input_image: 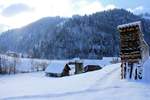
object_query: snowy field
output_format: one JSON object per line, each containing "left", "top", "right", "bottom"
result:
{"left": 0, "top": 54, "right": 116, "bottom": 73}
{"left": 0, "top": 59, "right": 150, "bottom": 100}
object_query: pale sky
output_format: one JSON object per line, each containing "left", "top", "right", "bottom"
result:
{"left": 0, "top": 0, "right": 148, "bottom": 31}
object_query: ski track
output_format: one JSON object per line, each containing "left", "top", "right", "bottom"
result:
{"left": 2, "top": 65, "right": 120, "bottom": 100}
{"left": 88, "top": 66, "right": 120, "bottom": 89}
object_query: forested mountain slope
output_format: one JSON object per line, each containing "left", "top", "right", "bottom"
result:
{"left": 0, "top": 9, "right": 150, "bottom": 59}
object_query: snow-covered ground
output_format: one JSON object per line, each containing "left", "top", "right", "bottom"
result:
{"left": 0, "top": 59, "right": 150, "bottom": 100}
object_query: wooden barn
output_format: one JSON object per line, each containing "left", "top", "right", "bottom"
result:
{"left": 45, "top": 59, "right": 84, "bottom": 77}
{"left": 45, "top": 61, "right": 71, "bottom": 77}
{"left": 118, "top": 21, "right": 149, "bottom": 80}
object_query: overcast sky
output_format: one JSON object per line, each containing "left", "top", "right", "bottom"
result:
{"left": 0, "top": 0, "right": 149, "bottom": 30}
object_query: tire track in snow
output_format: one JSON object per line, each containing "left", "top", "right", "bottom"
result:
{"left": 87, "top": 65, "right": 120, "bottom": 90}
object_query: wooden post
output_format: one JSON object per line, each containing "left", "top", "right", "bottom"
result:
{"left": 75, "top": 61, "right": 83, "bottom": 74}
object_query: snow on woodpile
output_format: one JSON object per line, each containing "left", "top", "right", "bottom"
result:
{"left": 117, "top": 21, "right": 142, "bottom": 30}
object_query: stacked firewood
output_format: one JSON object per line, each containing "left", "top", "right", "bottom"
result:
{"left": 118, "top": 21, "right": 149, "bottom": 80}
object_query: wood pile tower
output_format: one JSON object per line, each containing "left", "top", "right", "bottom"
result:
{"left": 118, "top": 21, "right": 149, "bottom": 80}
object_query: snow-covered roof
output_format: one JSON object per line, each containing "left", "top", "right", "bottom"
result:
{"left": 117, "top": 21, "right": 141, "bottom": 29}
{"left": 45, "top": 61, "right": 68, "bottom": 73}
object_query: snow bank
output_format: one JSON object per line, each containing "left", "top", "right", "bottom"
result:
{"left": 143, "top": 58, "right": 150, "bottom": 83}
{"left": 83, "top": 57, "right": 119, "bottom": 67}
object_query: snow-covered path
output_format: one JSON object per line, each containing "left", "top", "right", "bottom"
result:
{"left": 1, "top": 63, "right": 150, "bottom": 100}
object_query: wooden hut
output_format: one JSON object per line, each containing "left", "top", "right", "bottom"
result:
{"left": 45, "top": 59, "right": 84, "bottom": 77}
{"left": 118, "top": 21, "right": 149, "bottom": 80}
{"left": 45, "top": 62, "right": 70, "bottom": 77}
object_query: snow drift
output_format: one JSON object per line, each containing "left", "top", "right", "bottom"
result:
{"left": 143, "top": 58, "right": 150, "bottom": 83}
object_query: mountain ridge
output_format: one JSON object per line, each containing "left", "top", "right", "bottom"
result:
{"left": 0, "top": 9, "right": 150, "bottom": 59}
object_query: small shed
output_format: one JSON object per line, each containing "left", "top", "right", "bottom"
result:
{"left": 45, "top": 62, "right": 71, "bottom": 77}
{"left": 84, "top": 65, "right": 102, "bottom": 72}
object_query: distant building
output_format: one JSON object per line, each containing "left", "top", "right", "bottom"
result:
{"left": 6, "top": 51, "right": 19, "bottom": 57}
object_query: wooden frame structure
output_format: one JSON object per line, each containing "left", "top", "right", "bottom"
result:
{"left": 118, "top": 21, "right": 149, "bottom": 80}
